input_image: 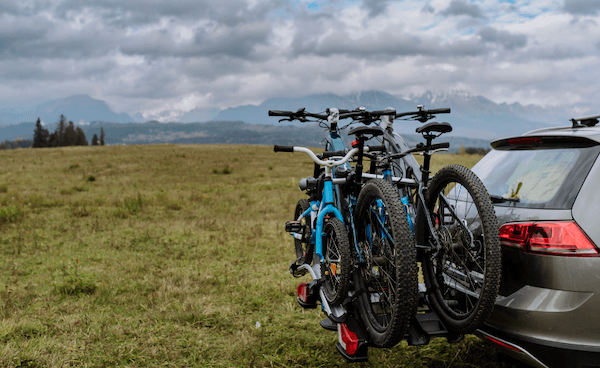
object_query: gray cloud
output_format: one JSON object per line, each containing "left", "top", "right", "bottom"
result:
{"left": 0, "top": 14, "right": 118, "bottom": 59}
{"left": 478, "top": 26, "right": 527, "bottom": 50}
{"left": 563, "top": 0, "right": 600, "bottom": 15}
{"left": 290, "top": 26, "right": 489, "bottom": 59}
{"left": 421, "top": 3, "right": 435, "bottom": 14}
{"left": 118, "top": 21, "right": 272, "bottom": 60}
{"left": 362, "top": 0, "right": 394, "bottom": 17}
{"left": 0, "top": 0, "right": 597, "bottom": 119}
{"left": 441, "top": 0, "right": 486, "bottom": 18}
{"left": 528, "top": 45, "right": 584, "bottom": 60}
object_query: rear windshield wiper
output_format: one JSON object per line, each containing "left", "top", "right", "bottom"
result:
{"left": 490, "top": 195, "right": 520, "bottom": 204}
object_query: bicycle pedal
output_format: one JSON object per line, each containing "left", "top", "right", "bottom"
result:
{"left": 285, "top": 220, "right": 302, "bottom": 233}
{"left": 289, "top": 262, "right": 308, "bottom": 277}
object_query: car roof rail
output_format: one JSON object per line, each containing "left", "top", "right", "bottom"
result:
{"left": 571, "top": 114, "right": 600, "bottom": 128}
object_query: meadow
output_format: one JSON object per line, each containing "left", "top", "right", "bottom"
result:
{"left": 0, "top": 144, "right": 525, "bottom": 367}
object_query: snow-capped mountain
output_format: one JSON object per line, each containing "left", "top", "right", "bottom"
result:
{"left": 213, "top": 90, "right": 578, "bottom": 139}
{"left": 0, "top": 90, "right": 588, "bottom": 141}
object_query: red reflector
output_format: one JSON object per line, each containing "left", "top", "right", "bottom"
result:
{"left": 297, "top": 282, "right": 308, "bottom": 303}
{"left": 485, "top": 336, "right": 522, "bottom": 352}
{"left": 338, "top": 323, "right": 358, "bottom": 355}
{"left": 507, "top": 137, "right": 543, "bottom": 145}
{"left": 351, "top": 140, "right": 359, "bottom": 148}
{"left": 499, "top": 221, "right": 599, "bottom": 256}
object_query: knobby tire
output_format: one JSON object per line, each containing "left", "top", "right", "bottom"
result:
{"left": 421, "top": 165, "right": 501, "bottom": 334}
{"left": 354, "top": 179, "right": 418, "bottom": 348}
{"left": 321, "top": 217, "right": 351, "bottom": 306}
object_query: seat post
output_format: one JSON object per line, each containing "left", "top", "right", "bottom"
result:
{"left": 421, "top": 134, "right": 435, "bottom": 187}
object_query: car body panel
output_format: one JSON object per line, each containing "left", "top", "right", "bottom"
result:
{"left": 572, "top": 150, "right": 600, "bottom": 246}
{"left": 471, "top": 124, "right": 600, "bottom": 368}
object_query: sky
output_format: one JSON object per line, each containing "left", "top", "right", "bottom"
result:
{"left": 1, "top": 0, "right": 599, "bottom": 121}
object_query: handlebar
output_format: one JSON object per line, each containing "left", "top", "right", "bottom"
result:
{"left": 395, "top": 107, "right": 451, "bottom": 122}
{"left": 339, "top": 109, "right": 396, "bottom": 122}
{"left": 319, "top": 145, "right": 385, "bottom": 159}
{"left": 268, "top": 109, "right": 328, "bottom": 121}
{"left": 269, "top": 108, "right": 397, "bottom": 123}
{"left": 274, "top": 145, "right": 359, "bottom": 168}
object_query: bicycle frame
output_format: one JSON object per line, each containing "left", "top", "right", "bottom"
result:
{"left": 288, "top": 146, "right": 356, "bottom": 260}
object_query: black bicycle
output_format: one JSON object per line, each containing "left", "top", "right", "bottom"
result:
{"left": 368, "top": 106, "right": 502, "bottom": 334}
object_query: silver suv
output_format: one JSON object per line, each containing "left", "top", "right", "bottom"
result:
{"left": 470, "top": 115, "right": 600, "bottom": 368}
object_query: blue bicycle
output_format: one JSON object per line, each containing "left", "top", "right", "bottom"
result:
{"left": 273, "top": 108, "right": 419, "bottom": 350}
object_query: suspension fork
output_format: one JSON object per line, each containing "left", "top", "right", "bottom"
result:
{"left": 315, "top": 178, "right": 345, "bottom": 261}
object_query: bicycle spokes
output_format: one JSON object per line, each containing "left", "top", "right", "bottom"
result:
{"left": 428, "top": 176, "right": 492, "bottom": 320}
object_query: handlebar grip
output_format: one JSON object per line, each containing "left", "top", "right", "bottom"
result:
{"left": 430, "top": 142, "right": 450, "bottom": 150}
{"left": 321, "top": 149, "right": 347, "bottom": 158}
{"left": 273, "top": 145, "right": 294, "bottom": 153}
{"left": 367, "top": 145, "right": 386, "bottom": 152}
{"left": 426, "top": 108, "right": 451, "bottom": 114}
{"left": 269, "top": 110, "right": 293, "bottom": 117}
{"left": 395, "top": 110, "right": 420, "bottom": 118}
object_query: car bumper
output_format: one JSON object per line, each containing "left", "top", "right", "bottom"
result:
{"left": 477, "top": 324, "right": 600, "bottom": 368}
{"left": 477, "top": 285, "right": 600, "bottom": 368}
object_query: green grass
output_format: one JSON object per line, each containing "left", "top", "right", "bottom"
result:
{"left": 0, "top": 145, "right": 524, "bottom": 367}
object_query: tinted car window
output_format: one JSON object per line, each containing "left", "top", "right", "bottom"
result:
{"left": 471, "top": 146, "right": 600, "bottom": 209}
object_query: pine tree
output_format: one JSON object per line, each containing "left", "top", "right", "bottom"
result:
{"left": 75, "top": 127, "right": 88, "bottom": 146}
{"left": 32, "top": 118, "right": 49, "bottom": 148}
{"left": 63, "top": 121, "right": 77, "bottom": 146}
{"left": 100, "top": 127, "right": 105, "bottom": 146}
{"left": 48, "top": 131, "right": 58, "bottom": 147}
{"left": 57, "top": 115, "right": 67, "bottom": 146}
{"left": 91, "top": 134, "right": 99, "bottom": 146}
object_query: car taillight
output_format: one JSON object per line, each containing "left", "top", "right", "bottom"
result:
{"left": 499, "top": 221, "right": 599, "bottom": 257}
{"left": 507, "top": 137, "right": 543, "bottom": 145}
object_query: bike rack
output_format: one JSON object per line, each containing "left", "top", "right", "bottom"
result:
{"left": 292, "top": 264, "right": 463, "bottom": 362}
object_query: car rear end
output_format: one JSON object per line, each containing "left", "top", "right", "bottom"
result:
{"left": 469, "top": 128, "right": 600, "bottom": 368}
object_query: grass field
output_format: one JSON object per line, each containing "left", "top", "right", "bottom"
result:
{"left": 0, "top": 144, "right": 526, "bottom": 367}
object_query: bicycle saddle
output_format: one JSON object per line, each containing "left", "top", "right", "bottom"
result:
{"left": 416, "top": 122, "right": 453, "bottom": 135}
{"left": 348, "top": 125, "right": 384, "bottom": 137}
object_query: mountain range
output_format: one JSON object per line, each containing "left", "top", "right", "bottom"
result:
{"left": 0, "top": 90, "right": 589, "bottom": 143}
{"left": 209, "top": 90, "right": 577, "bottom": 140}
{"left": 0, "top": 95, "right": 133, "bottom": 125}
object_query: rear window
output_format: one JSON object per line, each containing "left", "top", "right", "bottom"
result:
{"left": 471, "top": 145, "right": 600, "bottom": 209}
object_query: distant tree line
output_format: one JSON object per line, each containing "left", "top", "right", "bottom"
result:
{"left": 33, "top": 115, "right": 105, "bottom": 148}
{"left": 458, "top": 145, "right": 491, "bottom": 155}
{"left": 0, "top": 138, "right": 32, "bottom": 150}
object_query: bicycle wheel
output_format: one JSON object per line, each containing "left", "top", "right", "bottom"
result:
{"left": 321, "top": 217, "right": 351, "bottom": 306}
{"left": 293, "top": 199, "right": 313, "bottom": 266}
{"left": 421, "top": 164, "right": 501, "bottom": 334}
{"left": 354, "top": 179, "right": 418, "bottom": 348}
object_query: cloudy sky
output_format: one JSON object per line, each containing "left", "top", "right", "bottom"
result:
{"left": 1, "top": 0, "right": 599, "bottom": 120}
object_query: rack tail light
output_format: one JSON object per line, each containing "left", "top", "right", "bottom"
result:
{"left": 338, "top": 323, "right": 359, "bottom": 356}
{"left": 297, "top": 282, "right": 308, "bottom": 303}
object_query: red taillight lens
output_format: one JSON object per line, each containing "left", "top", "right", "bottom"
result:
{"left": 499, "top": 221, "right": 599, "bottom": 256}
{"left": 485, "top": 335, "right": 522, "bottom": 353}
{"left": 338, "top": 323, "right": 358, "bottom": 356}
{"left": 507, "top": 137, "right": 543, "bottom": 145}
{"left": 297, "top": 282, "right": 308, "bottom": 303}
